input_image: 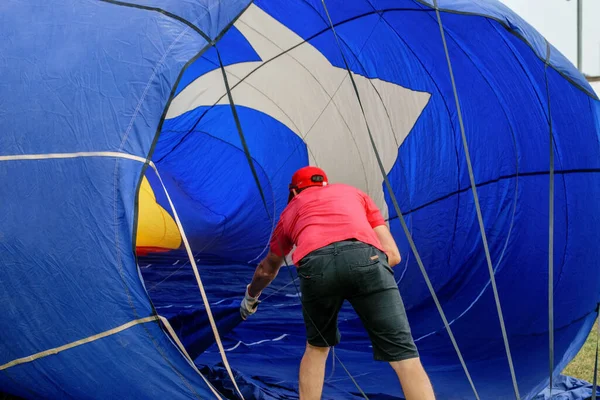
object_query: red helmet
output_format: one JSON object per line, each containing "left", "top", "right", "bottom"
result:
{"left": 288, "top": 166, "right": 328, "bottom": 202}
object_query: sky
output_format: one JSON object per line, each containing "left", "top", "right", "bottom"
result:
{"left": 499, "top": 0, "right": 600, "bottom": 77}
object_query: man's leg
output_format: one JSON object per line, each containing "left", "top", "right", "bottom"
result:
{"left": 299, "top": 343, "right": 330, "bottom": 400}
{"left": 390, "top": 358, "right": 435, "bottom": 400}
{"left": 344, "top": 246, "right": 435, "bottom": 399}
{"left": 297, "top": 249, "right": 343, "bottom": 399}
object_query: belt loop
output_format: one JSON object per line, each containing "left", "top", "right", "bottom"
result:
{"left": 333, "top": 241, "right": 339, "bottom": 256}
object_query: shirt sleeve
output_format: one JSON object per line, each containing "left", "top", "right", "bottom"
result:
{"left": 361, "top": 190, "right": 386, "bottom": 228}
{"left": 269, "top": 217, "right": 294, "bottom": 257}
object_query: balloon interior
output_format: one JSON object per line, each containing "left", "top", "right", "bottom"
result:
{"left": 1, "top": 1, "right": 599, "bottom": 399}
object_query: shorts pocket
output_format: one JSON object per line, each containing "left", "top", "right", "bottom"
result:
{"left": 382, "top": 263, "right": 395, "bottom": 277}
{"left": 298, "top": 269, "right": 323, "bottom": 280}
{"left": 346, "top": 246, "right": 382, "bottom": 268}
{"left": 297, "top": 256, "right": 323, "bottom": 280}
{"left": 298, "top": 263, "right": 326, "bottom": 302}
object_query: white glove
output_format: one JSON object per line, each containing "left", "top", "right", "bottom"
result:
{"left": 240, "top": 285, "right": 260, "bottom": 320}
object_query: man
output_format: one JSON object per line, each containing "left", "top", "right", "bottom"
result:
{"left": 240, "top": 166, "right": 435, "bottom": 400}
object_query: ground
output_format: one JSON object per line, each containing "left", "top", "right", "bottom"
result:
{"left": 562, "top": 319, "right": 598, "bottom": 384}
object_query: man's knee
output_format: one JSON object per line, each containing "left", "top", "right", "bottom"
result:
{"left": 304, "top": 342, "right": 331, "bottom": 359}
{"left": 389, "top": 356, "right": 423, "bottom": 372}
{"left": 306, "top": 342, "right": 331, "bottom": 353}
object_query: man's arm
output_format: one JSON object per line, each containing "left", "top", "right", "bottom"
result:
{"left": 241, "top": 217, "right": 292, "bottom": 320}
{"left": 359, "top": 189, "right": 402, "bottom": 268}
{"left": 247, "top": 250, "right": 284, "bottom": 297}
{"left": 374, "top": 224, "right": 401, "bottom": 267}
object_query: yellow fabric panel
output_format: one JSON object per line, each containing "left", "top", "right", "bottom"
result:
{"left": 136, "top": 176, "right": 181, "bottom": 250}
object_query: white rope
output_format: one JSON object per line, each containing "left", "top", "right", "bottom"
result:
{"left": 432, "top": 2, "right": 519, "bottom": 398}
{"left": 316, "top": 0, "right": 479, "bottom": 398}
{"left": 148, "top": 161, "right": 245, "bottom": 400}
{"left": 0, "top": 316, "right": 158, "bottom": 371}
{"left": 0, "top": 151, "right": 147, "bottom": 164}
{"left": 158, "top": 316, "right": 224, "bottom": 400}
{"left": 542, "top": 40, "right": 556, "bottom": 398}
{"left": 0, "top": 150, "right": 236, "bottom": 397}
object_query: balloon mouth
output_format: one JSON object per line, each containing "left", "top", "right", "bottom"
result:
{"left": 136, "top": 246, "right": 175, "bottom": 257}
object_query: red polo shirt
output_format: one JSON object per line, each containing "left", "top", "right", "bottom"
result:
{"left": 269, "top": 183, "right": 386, "bottom": 265}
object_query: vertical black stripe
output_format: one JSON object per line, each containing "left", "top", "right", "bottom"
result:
{"left": 434, "top": 0, "right": 519, "bottom": 397}
{"left": 544, "top": 39, "right": 555, "bottom": 399}
{"left": 131, "top": 41, "right": 215, "bottom": 399}
{"left": 318, "top": 0, "right": 480, "bottom": 398}
{"left": 215, "top": 46, "right": 271, "bottom": 218}
{"left": 592, "top": 315, "right": 599, "bottom": 400}
{"left": 99, "top": 0, "right": 211, "bottom": 41}
{"left": 214, "top": 40, "right": 368, "bottom": 400}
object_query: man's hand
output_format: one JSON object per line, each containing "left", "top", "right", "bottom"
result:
{"left": 373, "top": 225, "right": 401, "bottom": 267}
{"left": 240, "top": 285, "right": 260, "bottom": 320}
{"left": 240, "top": 251, "right": 284, "bottom": 320}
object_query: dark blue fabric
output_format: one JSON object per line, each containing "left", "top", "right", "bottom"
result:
{"left": 175, "top": 27, "right": 261, "bottom": 96}
{"left": 155, "top": 104, "right": 308, "bottom": 262}
{"left": 108, "top": 0, "right": 252, "bottom": 40}
{"left": 533, "top": 375, "right": 600, "bottom": 400}
{"left": 167, "top": 302, "right": 243, "bottom": 360}
{"left": 144, "top": 1, "right": 600, "bottom": 399}
{"left": 416, "top": 0, "right": 596, "bottom": 99}
{"left": 2, "top": 0, "right": 600, "bottom": 399}
{"left": 0, "top": 1, "right": 208, "bottom": 158}
{"left": 1, "top": 323, "right": 217, "bottom": 400}
{"left": 0, "top": 0, "right": 220, "bottom": 398}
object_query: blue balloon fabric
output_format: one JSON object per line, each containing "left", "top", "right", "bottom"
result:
{"left": 533, "top": 375, "right": 600, "bottom": 400}
{"left": 1, "top": 0, "right": 599, "bottom": 399}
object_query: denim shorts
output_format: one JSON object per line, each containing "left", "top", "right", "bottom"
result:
{"left": 297, "top": 240, "right": 419, "bottom": 362}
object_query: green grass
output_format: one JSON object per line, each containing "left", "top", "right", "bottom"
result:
{"left": 562, "top": 319, "right": 598, "bottom": 384}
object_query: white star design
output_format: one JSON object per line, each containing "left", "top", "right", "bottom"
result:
{"left": 167, "top": 3, "right": 431, "bottom": 219}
